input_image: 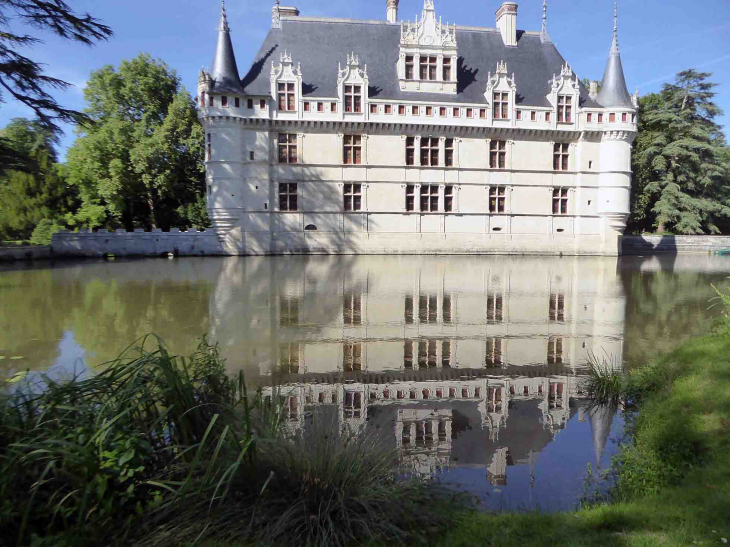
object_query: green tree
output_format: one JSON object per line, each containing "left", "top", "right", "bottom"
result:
{"left": 0, "top": 0, "right": 112, "bottom": 175}
{"left": 67, "top": 54, "right": 208, "bottom": 231}
{"left": 633, "top": 70, "right": 730, "bottom": 234}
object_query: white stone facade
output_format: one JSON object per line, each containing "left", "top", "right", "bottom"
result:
{"left": 197, "top": 1, "right": 638, "bottom": 256}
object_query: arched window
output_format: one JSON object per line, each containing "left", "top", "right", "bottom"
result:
{"left": 304, "top": 224, "right": 318, "bottom": 231}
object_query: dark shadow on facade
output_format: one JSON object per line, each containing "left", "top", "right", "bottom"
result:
{"left": 241, "top": 46, "right": 277, "bottom": 89}
{"left": 456, "top": 57, "right": 479, "bottom": 94}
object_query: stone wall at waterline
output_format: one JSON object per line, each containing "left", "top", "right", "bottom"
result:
{"left": 622, "top": 235, "right": 730, "bottom": 255}
{"left": 51, "top": 229, "right": 223, "bottom": 257}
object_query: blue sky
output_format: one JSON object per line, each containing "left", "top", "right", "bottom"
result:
{"left": 2, "top": 0, "right": 729, "bottom": 160}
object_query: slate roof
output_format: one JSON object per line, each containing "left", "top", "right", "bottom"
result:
{"left": 595, "top": 32, "right": 634, "bottom": 108}
{"left": 240, "top": 17, "right": 602, "bottom": 108}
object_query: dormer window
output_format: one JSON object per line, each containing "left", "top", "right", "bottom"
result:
{"left": 420, "top": 56, "right": 437, "bottom": 80}
{"left": 278, "top": 83, "right": 296, "bottom": 111}
{"left": 345, "top": 85, "right": 361, "bottom": 113}
{"left": 443, "top": 58, "right": 451, "bottom": 81}
{"left": 406, "top": 56, "right": 414, "bottom": 80}
{"left": 493, "top": 93, "right": 509, "bottom": 120}
{"left": 558, "top": 96, "right": 572, "bottom": 123}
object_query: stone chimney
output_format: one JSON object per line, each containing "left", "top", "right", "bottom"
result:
{"left": 386, "top": 0, "right": 398, "bottom": 23}
{"left": 496, "top": 2, "right": 518, "bottom": 47}
{"left": 589, "top": 81, "right": 599, "bottom": 100}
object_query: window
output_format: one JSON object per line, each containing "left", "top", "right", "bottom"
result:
{"left": 303, "top": 101, "right": 310, "bottom": 112}
{"left": 405, "top": 184, "right": 415, "bottom": 211}
{"left": 247, "top": 98, "right": 253, "bottom": 109}
{"left": 344, "top": 391, "right": 362, "bottom": 418}
{"left": 343, "top": 343, "right": 362, "bottom": 371}
{"left": 516, "top": 110, "right": 522, "bottom": 120}
{"left": 345, "top": 85, "right": 362, "bottom": 113}
{"left": 280, "top": 296, "right": 299, "bottom": 326}
{"left": 445, "top": 138, "right": 454, "bottom": 167}
{"left": 279, "top": 343, "right": 300, "bottom": 373}
{"left": 278, "top": 133, "right": 298, "bottom": 164}
{"left": 209, "top": 95, "right": 214, "bottom": 107}
{"left": 489, "top": 140, "right": 506, "bottom": 169}
{"left": 410, "top": 105, "right": 418, "bottom": 115}
{"left": 343, "top": 135, "right": 362, "bottom": 165}
{"left": 235, "top": 97, "right": 240, "bottom": 108}
{"left": 398, "top": 104, "right": 406, "bottom": 115}
{"left": 317, "top": 102, "right": 324, "bottom": 112}
{"left": 622, "top": 112, "right": 628, "bottom": 122}
{"left": 552, "top": 188, "right": 569, "bottom": 215}
{"left": 370, "top": 104, "right": 377, "bottom": 114}
{"left": 598, "top": 113, "right": 604, "bottom": 123}
{"left": 442, "top": 341, "right": 451, "bottom": 367}
{"left": 385, "top": 104, "right": 392, "bottom": 114}
{"left": 545, "top": 111, "right": 551, "bottom": 122}
{"left": 206, "top": 133, "right": 211, "bottom": 161}
{"left": 343, "top": 289, "right": 362, "bottom": 325}
{"left": 553, "top": 143, "right": 569, "bottom": 171}
{"left": 486, "top": 338, "right": 502, "bottom": 366}
{"left": 466, "top": 108, "right": 473, "bottom": 118}
{"left": 426, "top": 106, "right": 433, "bottom": 116}
{"left": 531, "top": 111, "right": 536, "bottom": 121}
{"left": 443, "top": 294, "right": 452, "bottom": 323}
{"left": 587, "top": 112, "right": 593, "bottom": 123}
{"left": 493, "top": 92, "right": 509, "bottom": 119}
{"left": 405, "top": 137, "right": 415, "bottom": 166}
{"left": 200, "top": 91, "right": 206, "bottom": 107}
{"left": 609, "top": 112, "right": 616, "bottom": 122}
{"left": 444, "top": 186, "right": 454, "bottom": 212}
{"left": 405, "top": 55, "right": 414, "bottom": 80}
{"left": 260, "top": 99, "right": 266, "bottom": 109}
{"left": 404, "top": 340, "right": 413, "bottom": 368}
{"left": 452, "top": 107, "right": 460, "bottom": 117}
{"left": 420, "top": 185, "right": 439, "bottom": 212}
{"left": 420, "top": 137, "right": 439, "bottom": 167}
{"left": 278, "top": 82, "right": 296, "bottom": 111}
{"left": 440, "top": 107, "right": 447, "bottom": 117}
{"left": 420, "top": 56, "right": 437, "bottom": 80}
{"left": 344, "top": 183, "right": 362, "bottom": 211}
{"left": 489, "top": 186, "right": 506, "bottom": 213}
{"left": 279, "top": 183, "right": 298, "bottom": 211}
{"left": 487, "top": 292, "right": 503, "bottom": 323}
{"left": 547, "top": 337, "right": 563, "bottom": 364}
{"left": 418, "top": 340, "right": 437, "bottom": 368}
{"left": 557, "top": 95, "right": 572, "bottom": 122}
{"left": 419, "top": 294, "right": 437, "bottom": 324}
{"left": 405, "top": 294, "right": 414, "bottom": 324}
{"left": 331, "top": 102, "right": 338, "bottom": 113}
{"left": 443, "top": 57, "right": 451, "bottom": 80}
{"left": 549, "top": 293, "right": 565, "bottom": 322}
{"left": 480, "top": 108, "right": 487, "bottom": 119}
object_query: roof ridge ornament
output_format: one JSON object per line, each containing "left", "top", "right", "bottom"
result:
{"left": 400, "top": 0, "right": 457, "bottom": 48}
{"left": 272, "top": 0, "right": 281, "bottom": 29}
{"left": 496, "top": 60, "right": 508, "bottom": 75}
{"left": 540, "top": 0, "right": 551, "bottom": 43}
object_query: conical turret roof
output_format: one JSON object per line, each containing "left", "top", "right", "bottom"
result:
{"left": 588, "top": 405, "right": 616, "bottom": 468}
{"left": 210, "top": 1, "right": 244, "bottom": 94}
{"left": 595, "top": 3, "right": 633, "bottom": 108}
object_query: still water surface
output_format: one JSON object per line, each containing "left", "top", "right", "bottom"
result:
{"left": 2, "top": 255, "right": 729, "bottom": 511}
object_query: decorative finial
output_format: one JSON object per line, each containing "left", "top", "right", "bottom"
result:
{"left": 611, "top": 1, "right": 619, "bottom": 54}
{"left": 218, "top": 0, "right": 231, "bottom": 32}
{"left": 272, "top": 0, "right": 281, "bottom": 29}
{"left": 540, "top": 0, "right": 551, "bottom": 43}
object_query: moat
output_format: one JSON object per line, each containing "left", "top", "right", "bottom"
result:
{"left": 2, "top": 254, "right": 729, "bottom": 511}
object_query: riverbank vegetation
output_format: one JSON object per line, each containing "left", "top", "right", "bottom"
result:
{"left": 0, "top": 336, "right": 457, "bottom": 547}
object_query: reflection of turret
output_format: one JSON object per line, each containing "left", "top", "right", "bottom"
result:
{"left": 487, "top": 447, "right": 512, "bottom": 486}
{"left": 588, "top": 404, "right": 616, "bottom": 468}
{"left": 396, "top": 409, "right": 452, "bottom": 479}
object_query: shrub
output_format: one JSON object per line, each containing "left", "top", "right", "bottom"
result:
{"left": 29, "top": 219, "right": 64, "bottom": 245}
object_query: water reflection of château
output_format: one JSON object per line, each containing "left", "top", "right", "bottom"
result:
{"left": 210, "top": 256, "right": 624, "bottom": 480}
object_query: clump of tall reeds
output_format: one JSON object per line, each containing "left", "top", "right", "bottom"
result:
{"left": 1, "top": 337, "right": 462, "bottom": 547}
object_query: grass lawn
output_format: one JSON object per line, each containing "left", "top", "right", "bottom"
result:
{"left": 435, "top": 334, "right": 730, "bottom": 547}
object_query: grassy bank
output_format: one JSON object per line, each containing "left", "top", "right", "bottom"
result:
{"left": 436, "top": 333, "right": 730, "bottom": 547}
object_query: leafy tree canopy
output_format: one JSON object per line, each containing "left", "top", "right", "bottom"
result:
{"left": 629, "top": 70, "right": 730, "bottom": 234}
{"left": 66, "top": 54, "right": 207, "bottom": 231}
{"left": 0, "top": 0, "right": 112, "bottom": 174}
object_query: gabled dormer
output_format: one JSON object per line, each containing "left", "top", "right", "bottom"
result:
{"left": 547, "top": 63, "right": 580, "bottom": 128}
{"left": 337, "top": 53, "right": 368, "bottom": 119}
{"left": 270, "top": 50, "right": 303, "bottom": 118}
{"left": 484, "top": 61, "right": 517, "bottom": 126}
{"left": 397, "top": 0, "right": 457, "bottom": 95}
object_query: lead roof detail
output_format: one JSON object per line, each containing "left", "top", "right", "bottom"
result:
{"left": 210, "top": 1, "right": 245, "bottom": 95}
{"left": 240, "top": 18, "right": 600, "bottom": 108}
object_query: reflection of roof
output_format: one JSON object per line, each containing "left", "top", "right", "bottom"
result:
{"left": 241, "top": 18, "right": 599, "bottom": 107}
